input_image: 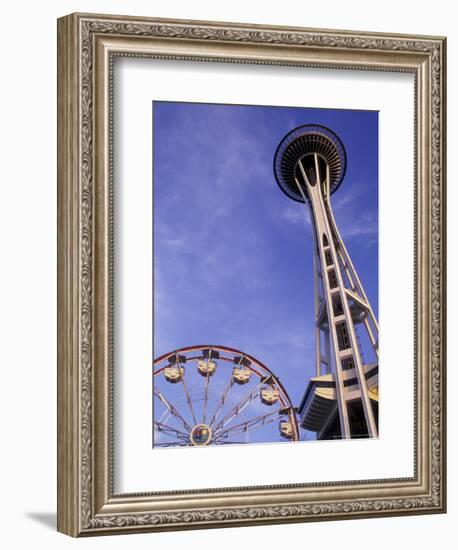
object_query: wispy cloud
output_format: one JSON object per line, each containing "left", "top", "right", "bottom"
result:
{"left": 280, "top": 204, "right": 311, "bottom": 227}
{"left": 271, "top": 179, "right": 377, "bottom": 248}
{"left": 330, "top": 183, "right": 378, "bottom": 246}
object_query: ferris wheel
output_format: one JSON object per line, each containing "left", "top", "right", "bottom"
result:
{"left": 153, "top": 345, "right": 300, "bottom": 448}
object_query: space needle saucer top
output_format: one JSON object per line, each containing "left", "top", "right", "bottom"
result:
{"left": 273, "top": 124, "right": 347, "bottom": 203}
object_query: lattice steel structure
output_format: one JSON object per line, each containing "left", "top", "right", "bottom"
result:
{"left": 274, "top": 125, "right": 379, "bottom": 440}
{"left": 153, "top": 345, "right": 299, "bottom": 447}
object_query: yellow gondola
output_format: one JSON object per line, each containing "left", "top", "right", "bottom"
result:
{"left": 197, "top": 359, "right": 217, "bottom": 377}
{"left": 232, "top": 366, "right": 251, "bottom": 384}
{"left": 279, "top": 421, "right": 294, "bottom": 439}
{"left": 260, "top": 386, "right": 279, "bottom": 405}
{"left": 164, "top": 365, "right": 184, "bottom": 383}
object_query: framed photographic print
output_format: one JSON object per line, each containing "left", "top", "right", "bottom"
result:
{"left": 57, "top": 13, "right": 446, "bottom": 536}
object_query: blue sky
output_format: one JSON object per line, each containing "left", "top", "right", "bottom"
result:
{"left": 153, "top": 101, "right": 378, "bottom": 441}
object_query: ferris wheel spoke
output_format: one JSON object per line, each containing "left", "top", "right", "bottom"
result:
{"left": 180, "top": 374, "right": 198, "bottom": 426}
{"left": 211, "top": 379, "right": 265, "bottom": 432}
{"left": 202, "top": 364, "right": 211, "bottom": 425}
{"left": 154, "top": 388, "right": 192, "bottom": 431}
{"left": 208, "top": 355, "right": 246, "bottom": 428}
{"left": 154, "top": 420, "right": 190, "bottom": 442}
{"left": 208, "top": 376, "right": 235, "bottom": 428}
{"left": 213, "top": 410, "right": 281, "bottom": 440}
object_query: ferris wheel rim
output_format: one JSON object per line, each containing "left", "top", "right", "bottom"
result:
{"left": 153, "top": 344, "right": 300, "bottom": 444}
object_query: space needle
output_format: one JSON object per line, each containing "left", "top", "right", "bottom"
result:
{"left": 273, "top": 125, "right": 379, "bottom": 440}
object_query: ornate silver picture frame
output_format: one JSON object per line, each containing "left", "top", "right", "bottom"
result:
{"left": 57, "top": 13, "right": 446, "bottom": 536}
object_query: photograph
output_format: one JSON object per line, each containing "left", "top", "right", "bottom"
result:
{"left": 152, "top": 101, "right": 379, "bottom": 447}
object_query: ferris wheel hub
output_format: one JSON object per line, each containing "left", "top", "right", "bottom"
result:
{"left": 190, "top": 423, "right": 212, "bottom": 446}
